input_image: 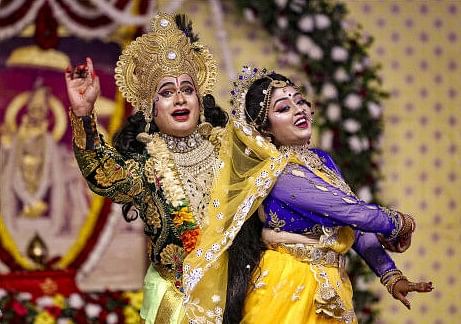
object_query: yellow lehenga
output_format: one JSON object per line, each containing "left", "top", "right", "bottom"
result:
{"left": 242, "top": 226, "right": 357, "bottom": 324}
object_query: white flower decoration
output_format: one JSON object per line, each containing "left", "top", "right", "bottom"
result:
{"left": 106, "top": 313, "right": 118, "bottom": 324}
{"left": 315, "top": 14, "right": 331, "bottom": 29}
{"left": 321, "top": 83, "right": 338, "bottom": 99}
{"left": 296, "top": 35, "right": 314, "bottom": 54}
{"left": 331, "top": 46, "right": 349, "bottom": 62}
{"left": 85, "top": 303, "right": 102, "bottom": 318}
{"left": 367, "top": 102, "right": 382, "bottom": 119}
{"left": 243, "top": 9, "right": 256, "bottom": 23}
{"left": 344, "top": 93, "right": 362, "bottom": 110}
{"left": 69, "top": 293, "right": 85, "bottom": 309}
{"left": 348, "top": 136, "right": 362, "bottom": 153}
{"left": 298, "top": 15, "right": 314, "bottom": 32}
{"left": 17, "top": 292, "right": 32, "bottom": 301}
{"left": 286, "top": 51, "right": 301, "bottom": 65}
{"left": 326, "top": 103, "right": 341, "bottom": 121}
{"left": 36, "top": 296, "right": 54, "bottom": 308}
{"left": 334, "top": 68, "right": 349, "bottom": 82}
{"left": 343, "top": 119, "right": 361, "bottom": 133}
{"left": 320, "top": 130, "right": 334, "bottom": 150}
{"left": 353, "top": 61, "right": 364, "bottom": 72}
{"left": 277, "top": 16, "right": 289, "bottom": 29}
{"left": 274, "top": 0, "right": 288, "bottom": 8}
{"left": 309, "top": 46, "right": 324, "bottom": 60}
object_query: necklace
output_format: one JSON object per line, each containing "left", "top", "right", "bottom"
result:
{"left": 280, "top": 145, "right": 355, "bottom": 196}
{"left": 160, "top": 130, "right": 204, "bottom": 153}
{"left": 172, "top": 138, "right": 218, "bottom": 227}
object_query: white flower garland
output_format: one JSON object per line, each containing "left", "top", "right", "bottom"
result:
{"left": 0, "top": 0, "right": 45, "bottom": 40}
{"left": 62, "top": 0, "right": 105, "bottom": 19}
{"left": 146, "top": 135, "right": 187, "bottom": 208}
{"left": 0, "top": 0, "right": 27, "bottom": 18}
{"left": 48, "top": 0, "right": 118, "bottom": 40}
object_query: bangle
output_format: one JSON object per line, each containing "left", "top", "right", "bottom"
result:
{"left": 386, "top": 275, "right": 407, "bottom": 298}
{"left": 398, "top": 213, "right": 416, "bottom": 238}
{"left": 380, "top": 269, "right": 402, "bottom": 285}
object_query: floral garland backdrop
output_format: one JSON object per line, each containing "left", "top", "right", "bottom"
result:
{"left": 0, "top": 289, "right": 142, "bottom": 324}
{"left": 235, "top": 0, "right": 389, "bottom": 322}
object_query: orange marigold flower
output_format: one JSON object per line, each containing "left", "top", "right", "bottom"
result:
{"left": 173, "top": 207, "right": 194, "bottom": 226}
{"left": 181, "top": 228, "right": 200, "bottom": 253}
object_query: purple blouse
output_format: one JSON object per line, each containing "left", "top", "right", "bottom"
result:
{"left": 263, "top": 149, "right": 398, "bottom": 276}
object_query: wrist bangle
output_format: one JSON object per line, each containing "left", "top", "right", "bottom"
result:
{"left": 385, "top": 274, "right": 407, "bottom": 298}
{"left": 380, "top": 269, "right": 402, "bottom": 285}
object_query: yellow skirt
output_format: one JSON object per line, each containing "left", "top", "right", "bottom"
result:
{"left": 242, "top": 240, "right": 357, "bottom": 324}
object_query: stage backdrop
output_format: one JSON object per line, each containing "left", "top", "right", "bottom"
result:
{"left": 345, "top": 1, "right": 460, "bottom": 323}
{"left": 1, "top": 1, "right": 459, "bottom": 323}
{"left": 0, "top": 36, "right": 146, "bottom": 291}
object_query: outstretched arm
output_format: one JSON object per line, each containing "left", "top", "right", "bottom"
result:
{"left": 65, "top": 58, "right": 145, "bottom": 204}
{"left": 271, "top": 164, "right": 403, "bottom": 238}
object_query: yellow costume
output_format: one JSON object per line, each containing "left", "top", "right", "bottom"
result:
{"left": 242, "top": 223, "right": 356, "bottom": 324}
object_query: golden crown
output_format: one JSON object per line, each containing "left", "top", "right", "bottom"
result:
{"left": 114, "top": 13, "right": 217, "bottom": 117}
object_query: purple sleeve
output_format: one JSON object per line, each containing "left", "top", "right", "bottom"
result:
{"left": 353, "top": 231, "right": 398, "bottom": 276}
{"left": 270, "top": 164, "right": 398, "bottom": 237}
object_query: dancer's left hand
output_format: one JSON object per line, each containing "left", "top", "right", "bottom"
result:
{"left": 392, "top": 279, "right": 433, "bottom": 310}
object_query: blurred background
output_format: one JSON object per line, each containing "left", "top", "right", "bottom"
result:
{"left": 0, "top": 0, "right": 459, "bottom": 323}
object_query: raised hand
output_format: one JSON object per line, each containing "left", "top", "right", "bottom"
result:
{"left": 392, "top": 279, "right": 433, "bottom": 310}
{"left": 65, "top": 57, "right": 100, "bottom": 116}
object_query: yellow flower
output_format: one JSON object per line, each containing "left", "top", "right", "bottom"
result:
{"left": 53, "top": 294, "right": 65, "bottom": 308}
{"left": 123, "top": 290, "right": 143, "bottom": 310}
{"left": 123, "top": 306, "right": 142, "bottom": 324}
{"left": 173, "top": 207, "right": 194, "bottom": 226}
{"left": 34, "top": 311, "right": 55, "bottom": 324}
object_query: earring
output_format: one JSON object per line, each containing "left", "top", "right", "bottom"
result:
{"left": 142, "top": 101, "right": 152, "bottom": 133}
{"left": 198, "top": 107, "right": 213, "bottom": 136}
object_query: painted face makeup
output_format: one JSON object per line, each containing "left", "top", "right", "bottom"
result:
{"left": 153, "top": 74, "right": 201, "bottom": 137}
{"left": 267, "top": 86, "right": 313, "bottom": 147}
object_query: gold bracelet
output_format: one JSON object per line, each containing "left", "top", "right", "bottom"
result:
{"left": 385, "top": 274, "right": 407, "bottom": 298}
{"left": 380, "top": 269, "right": 402, "bottom": 285}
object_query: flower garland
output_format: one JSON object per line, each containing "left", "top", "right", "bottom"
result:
{"left": 234, "top": 0, "right": 389, "bottom": 322}
{"left": 0, "top": 288, "right": 143, "bottom": 323}
{"left": 145, "top": 135, "right": 200, "bottom": 253}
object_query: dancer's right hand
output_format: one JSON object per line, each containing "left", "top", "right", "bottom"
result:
{"left": 65, "top": 57, "right": 100, "bottom": 116}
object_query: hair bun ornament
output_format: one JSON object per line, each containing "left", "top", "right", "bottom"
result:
{"left": 115, "top": 13, "right": 218, "bottom": 120}
{"left": 230, "top": 66, "right": 273, "bottom": 123}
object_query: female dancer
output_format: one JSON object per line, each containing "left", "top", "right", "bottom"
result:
{"left": 181, "top": 67, "right": 433, "bottom": 324}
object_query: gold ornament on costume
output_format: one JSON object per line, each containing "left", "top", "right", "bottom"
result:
{"left": 114, "top": 13, "right": 217, "bottom": 119}
{"left": 26, "top": 233, "right": 49, "bottom": 267}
